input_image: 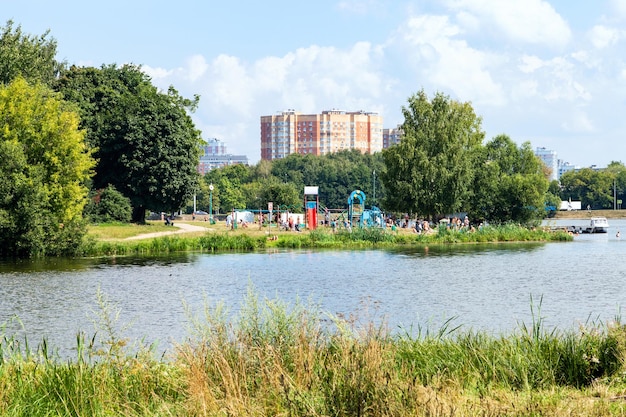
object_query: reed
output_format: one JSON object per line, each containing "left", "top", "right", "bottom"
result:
{"left": 2, "top": 291, "right": 626, "bottom": 416}
{"left": 78, "top": 224, "right": 571, "bottom": 257}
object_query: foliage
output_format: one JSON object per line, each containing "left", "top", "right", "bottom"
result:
{"left": 0, "top": 20, "right": 64, "bottom": 86}
{"left": 560, "top": 164, "right": 622, "bottom": 210}
{"left": 84, "top": 185, "right": 132, "bottom": 223}
{"left": 381, "top": 90, "right": 485, "bottom": 218}
{"left": 54, "top": 64, "right": 202, "bottom": 223}
{"left": 470, "top": 135, "right": 549, "bottom": 224}
{"left": 200, "top": 150, "right": 384, "bottom": 213}
{"left": 0, "top": 78, "right": 94, "bottom": 257}
{"left": 561, "top": 160, "right": 626, "bottom": 211}
{"left": 203, "top": 164, "right": 251, "bottom": 212}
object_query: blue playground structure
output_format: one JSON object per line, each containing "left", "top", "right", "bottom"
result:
{"left": 347, "top": 190, "right": 384, "bottom": 228}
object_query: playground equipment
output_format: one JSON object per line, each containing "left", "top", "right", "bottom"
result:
{"left": 347, "top": 189, "right": 366, "bottom": 228}
{"left": 304, "top": 186, "right": 319, "bottom": 230}
{"left": 348, "top": 190, "right": 384, "bottom": 228}
{"left": 363, "top": 206, "right": 384, "bottom": 227}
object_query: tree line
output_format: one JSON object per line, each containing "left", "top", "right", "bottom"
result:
{"left": 0, "top": 21, "right": 200, "bottom": 257}
{"left": 1, "top": 20, "right": 624, "bottom": 257}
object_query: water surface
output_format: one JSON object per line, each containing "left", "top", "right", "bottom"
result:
{"left": 2, "top": 220, "right": 626, "bottom": 356}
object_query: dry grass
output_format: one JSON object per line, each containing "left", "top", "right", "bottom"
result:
{"left": 553, "top": 209, "right": 626, "bottom": 219}
{"left": 86, "top": 222, "right": 174, "bottom": 240}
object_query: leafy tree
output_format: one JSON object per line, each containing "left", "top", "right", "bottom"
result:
{"left": 84, "top": 185, "right": 132, "bottom": 223}
{"left": 0, "top": 20, "right": 64, "bottom": 86}
{"left": 548, "top": 180, "right": 561, "bottom": 196}
{"left": 204, "top": 164, "right": 251, "bottom": 212}
{"left": 0, "top": 78, "right": 94, "bottom": 257}
{"left": 470, "top": 136, "right": 548, "bottom": 224}
{"left": 256, "top": 179, "right": 301, "bottom": 210}
{"left": 381, "top": 90, "right": 484, "bottom": 218}
{"left": 560, "top": 168, "right": 613, "bottom": 209}
{"left": 199, "top": 150, "right": 385, "bottom": 215}
{"left": 270, "top": 150, "right": 385, "bottom": 210}
{"left": 183, "top": 179, "right": 212, "bottom": 215}
{"left": 605, "top": 161, "right": 626, "bottom": 209}
{"left": 544, "top": 191, "right": 561, "bottom": 218}
{"left": 55, "top": 64, "right": 202, "bottom": 222}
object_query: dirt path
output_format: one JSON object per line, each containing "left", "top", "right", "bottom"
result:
{"left": 124, "top": 222, "right": 213, "bottom": 240}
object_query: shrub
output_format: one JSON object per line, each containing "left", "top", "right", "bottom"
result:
{"left": 84, "top": 185, "right": 132, "bottom": 223}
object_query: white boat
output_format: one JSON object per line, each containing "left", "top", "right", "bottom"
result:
{"left": 585, "top": 217, "right": 609, "bottom": 233}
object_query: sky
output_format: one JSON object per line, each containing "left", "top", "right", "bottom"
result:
{"left": 4, "top": 0, "right": 626, "bottom": 167}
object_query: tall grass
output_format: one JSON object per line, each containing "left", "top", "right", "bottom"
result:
{"left": 77, "top": 225, "right": 572, "bottom": 257}
{"left": 1, "top": 290, "right": 626, "bottom": 415}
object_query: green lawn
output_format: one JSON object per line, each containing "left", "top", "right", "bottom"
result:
{"left": 86, "top": 221, "right": 173, "bottom": 240}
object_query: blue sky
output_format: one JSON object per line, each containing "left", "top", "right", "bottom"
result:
{"left": 4, "top": 0, "right": 626, "bottom": 167}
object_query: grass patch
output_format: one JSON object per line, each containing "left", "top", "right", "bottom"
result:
{"left": 86, "top": 221, "right": 173, "bottom": 240}
{"left": 77, "top": 224, "right": 573, "bottom": 257}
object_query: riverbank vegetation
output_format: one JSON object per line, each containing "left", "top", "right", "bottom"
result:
{"left": 78, "top": 223, "right": 571, "bottom": 257}
{"left": 2, "top": 291, "right": 626, "bottom": 416}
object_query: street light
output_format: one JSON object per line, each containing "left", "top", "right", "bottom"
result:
{"left": 372, "top": 170, "right": 376, "bottom": 205}
{"left": 209, "top": 183, "right": 214, "bottom": 223}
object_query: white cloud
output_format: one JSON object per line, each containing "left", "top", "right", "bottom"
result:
{"left": 142, "top": 65, "right": 173, "bottom": 80}
{"left": 518, "top": 54, "right": 592, "bottom": 104}
{"left": 392, "top": 14, "right": 505, "bottom": 106}
{"left": 444, "top": 0, "right": 571, "bottom": 48}
{"left": 519, "top": 55, "right": 544, "bottom": 73}
{"left": 185, "top": 55, "right": 209, "bottom": 82}
{"left": 144, "top": 41, "right": 389, "bottom": 160}
{"left": 589, "top": 25, "right": 623, "bottom": 49}
{"left": 138, "top": 2, "right": 623, "bottom": 166}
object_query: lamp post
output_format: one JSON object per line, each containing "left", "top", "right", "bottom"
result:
{"left": 209, "top": 183, "right": 214, "bottom": 223}
{"left": 372, "top": 170, "right": 376, "bottom": 205}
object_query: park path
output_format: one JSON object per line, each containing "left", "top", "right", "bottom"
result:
{"left": 124, "top": 222, "right": 212, "bottom": 241}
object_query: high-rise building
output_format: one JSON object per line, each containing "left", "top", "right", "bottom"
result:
{"left": 198, "top": 138, "right": 249, "bottom": 175}
{"left": 383, "top": 126, "right": 403, "bottom": 149}
{"left": 558, "top": 161, "right": 578, "bottom": 179}
{"left": 260, "top": 109, "right": 383, "bottom": 160}
{"left": 534, "top": 146, "right": 582, "bottom": 181}
{"left": 535, "top": 147, "right": 559, "bottom": 182}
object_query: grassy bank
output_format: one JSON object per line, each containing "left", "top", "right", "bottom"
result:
{"left": 553, "top": 209, "right": 626, "bottom": 220}
{"left": 2, "top": 292, "right": 626, "bottom": 416}
{"left": 78, "top": 223, "right": 572, "bottom": 257}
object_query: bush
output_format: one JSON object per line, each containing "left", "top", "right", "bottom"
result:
{"left": 84, "top": 185, "right": 132, "bottom": 223}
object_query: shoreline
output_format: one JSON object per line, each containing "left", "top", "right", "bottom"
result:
{"left": 552, "top": 209, "right": 626, "bottom": 220}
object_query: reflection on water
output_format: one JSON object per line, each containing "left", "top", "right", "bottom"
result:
{"left": 388, "top": 242, "right": 545, "bottom": 257}
{"left": 1, "top": 223, "right": 626, "bottom": 358}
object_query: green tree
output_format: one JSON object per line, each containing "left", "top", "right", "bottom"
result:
{"left": 381, "top": 90, "right": 484, "bottom": 218}
{"left": 470, "top": 136, "right": 548, "bottom": 224}
{"left": 0, "top": 78, "right": 94, "bottom": 257}
{"left": 55, "top": 64, "right": 202, "bottom": 222}
{"left": 0, "top": 20, "right": 63, "bottom": 86}
{"left": 560, "top": 168, "right": 613, "bottom": 209}
{"left": 270, "top": 150, "right": 385, "bottom": 210}
{"left": 84, "top": 185, "right": 132, "bottom": 223}
{"left": 605, "top": 161, "right": 626, "bottom": 209}
{"left": 204, "top": 164, "right": 251, "bottom": 212}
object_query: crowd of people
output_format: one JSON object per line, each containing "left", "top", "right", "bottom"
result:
{"left": 219, "top": 210, "right": 480, "bottom": 235}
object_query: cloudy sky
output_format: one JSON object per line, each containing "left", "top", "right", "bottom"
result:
{"left": 4, "top": 0, "right": 626, "bottom": 166}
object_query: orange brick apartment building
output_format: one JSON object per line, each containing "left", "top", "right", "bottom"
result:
{"left": 260, "top": 109, "right": 383, "bottom": 161}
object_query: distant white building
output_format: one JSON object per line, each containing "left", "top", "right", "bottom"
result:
{"left": 535, "top": 147, "right": 582, "bottom": 181}
{"left": 198, "top": 138, "right": 249, "bottom": 174}
{"left": 535, "top": 147, "right": 559, "bottom": 181}
{"left": 557, "top": 161, "right": 578, "bottom": 179}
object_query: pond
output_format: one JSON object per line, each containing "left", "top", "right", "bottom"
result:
{"left": 1, "top": 219, "right": 626, "bottom": 357}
